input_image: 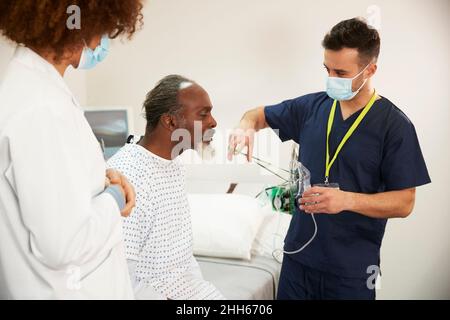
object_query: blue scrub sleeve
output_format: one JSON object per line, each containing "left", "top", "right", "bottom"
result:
{"left": 381, "top": 116, "right": 431, "bottom": 191}
{"left": 264, "top": 97, "right": 306, "bottom": 143}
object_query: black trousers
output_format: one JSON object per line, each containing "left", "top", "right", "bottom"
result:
{"left": 277, "top": 255, "right": 376, "bottom": 300}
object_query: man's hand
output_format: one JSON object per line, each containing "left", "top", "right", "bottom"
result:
{"left": 299, "top": 187, "right": 352, "bottom": 214}
{"left": 106, "top": 169, "right": 136, "bottom": 217}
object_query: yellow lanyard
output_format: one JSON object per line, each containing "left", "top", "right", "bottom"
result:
{"left": 325, "top": 91, "right": 378, "bottom": 184}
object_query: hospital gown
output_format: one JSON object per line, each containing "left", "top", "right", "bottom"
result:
{"left": 108, "top": 143, "right": 224, "bottom": 300}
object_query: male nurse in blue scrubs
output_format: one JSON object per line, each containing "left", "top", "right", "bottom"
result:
{"left": 227, "top": 18, "right": 431, "bottom": 300}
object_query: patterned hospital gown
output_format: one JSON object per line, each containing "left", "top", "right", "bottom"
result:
{"left": 107, "top": 143, "right": 224, "bottom": 300}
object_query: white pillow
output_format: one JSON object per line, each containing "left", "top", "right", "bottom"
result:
{"left": 251, "top": 205, "right": 292, "bottom": 259}
{"left": 188, "top": 194, "right": 266, "bottom": 261}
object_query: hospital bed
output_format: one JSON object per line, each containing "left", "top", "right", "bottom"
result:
{"left": 196, "top": 255, "right": 281, "bottom": 300}
{"left": 187, "top": 180, "right": 289, "bottom": 300}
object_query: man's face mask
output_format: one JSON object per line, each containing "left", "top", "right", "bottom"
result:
{"left": 77, "top": 35, "right": 109, "bottom": 70}
{"left": 326, "top": 63, "right": 371, "bottom": 101}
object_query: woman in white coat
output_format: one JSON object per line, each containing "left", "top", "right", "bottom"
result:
{"left": 0, "top": 0, "right": 143, "bottom": 299}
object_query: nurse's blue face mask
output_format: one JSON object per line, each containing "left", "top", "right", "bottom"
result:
{"left": 77, "top": 35, "right": 109, "bottom": 70}
{"left": 326, "top": 63, "right": 371, "bottom": 101}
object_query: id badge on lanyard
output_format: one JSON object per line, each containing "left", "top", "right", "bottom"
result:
{"left": 324, "top": 91, "right": 378, "bottom": 186}
{"left": 314, "top": 182, "right": 340, "bottom": 189}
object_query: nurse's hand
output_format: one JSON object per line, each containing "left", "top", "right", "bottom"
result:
{"left": 298, "top": 187, "right": 351, "bottom": 214}
{"left": 106, "top": 169, "right": 136, "bottom": 217}
{"left": 227, "top": 125, "right": 256, "bottom": 162}
{"left": 227, "top": 107, "right": 268, "bottom": 162}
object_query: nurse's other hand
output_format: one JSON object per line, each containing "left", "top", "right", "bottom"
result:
{"left": 106, "top": 169, "right": 136, "bottom": 217}
{"left": 298, "top": 187, "right": 351, "bottom": 214}
{"left": 227, "top": 121, "right": 256, "bottom": 162}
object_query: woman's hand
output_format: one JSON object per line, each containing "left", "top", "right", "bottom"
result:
{"left": 106, "top": 169, "right": 136, "bottom": 217}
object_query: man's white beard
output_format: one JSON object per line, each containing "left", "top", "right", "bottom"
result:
{"left": 195, "top": 141, "right": 216, "bottom": 161}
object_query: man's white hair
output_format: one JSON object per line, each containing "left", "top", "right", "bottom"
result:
{"left": 179, "top": 81, "right": 194, "bottom": 90}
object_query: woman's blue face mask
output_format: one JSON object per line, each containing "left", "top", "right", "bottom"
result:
{"left": 326, "top": 63, "right": 370, "bottom": 101}
{"left": 77, "top": 35, "right": 109, "bottom": 70}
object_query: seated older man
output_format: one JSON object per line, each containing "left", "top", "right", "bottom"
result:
{"left": 108, "top": 75, "right": 223, "bottom": 300}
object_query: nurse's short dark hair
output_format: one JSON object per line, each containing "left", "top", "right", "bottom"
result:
{"left": 143, "top": 75, "right": 194, "bottom": 133}
{"left": 0, "top": 0, "right": 143, "bottom": 62}
{"left": 322, "top": 18, "right": 381, "bottom": 65}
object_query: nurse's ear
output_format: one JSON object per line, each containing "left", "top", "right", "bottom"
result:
{"left": 366, "top": 63, "right": 378, "bottom": 78}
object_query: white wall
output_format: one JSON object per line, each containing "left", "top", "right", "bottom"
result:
{"left": 1, "top": 0, "right": 448, "bottom": 299}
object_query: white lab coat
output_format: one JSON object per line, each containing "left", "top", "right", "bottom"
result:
{"left": 0, "top": 47, "right": 134, "bottom": 299}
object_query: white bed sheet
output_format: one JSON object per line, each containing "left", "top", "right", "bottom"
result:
{"left": 196, "top": 255, "right": 281, "bottom": 300}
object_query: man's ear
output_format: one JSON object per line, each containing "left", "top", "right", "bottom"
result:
{"left": 160, "top": 113, "right": 183, "bottom": 132}
{"left": 160, "top": 114, "right": 176, "bottom": 131}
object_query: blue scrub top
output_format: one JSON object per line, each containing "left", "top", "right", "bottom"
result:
{"left": 265, "top": 92, "right": 431, "bottom": 278}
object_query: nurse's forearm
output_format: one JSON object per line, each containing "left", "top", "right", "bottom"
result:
{"left": 239, "top": 106, "right": 269, "bottom": 132}
{"left": 346, "top": 188, "right": 416, "bottom": 219}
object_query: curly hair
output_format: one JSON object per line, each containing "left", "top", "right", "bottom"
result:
{"left": 322, "top": 17, "right": 381, "bottom": 65}
{"left": 0, "top": 0, "right": 144, "bottom": 61}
